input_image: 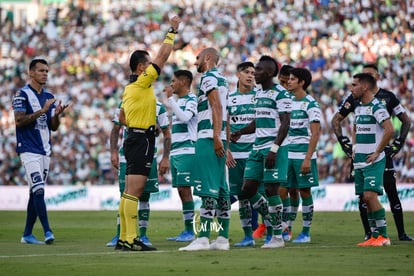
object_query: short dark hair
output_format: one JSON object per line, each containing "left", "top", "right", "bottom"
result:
{"left": 353, "top": 73, "right": 376, "bottom": 90}
{"left": 174, "top": 70, "right": 193, "bottom": 85}
{"left": 29, "top": 58, "right": 48, "bottom": 71}
{"left": 279, "top": 65, "right": 294, "bottom": 77}
{"left": 259, "top": 55, "right": 279, "bottom": 77}
{"left": 237, "top": 61, "right": 254, "bottom": 72}
{"left": 129, "top": 50, "right": 149, "bottom": 72}
{"left": 362, "top": 63, "right": 378, "bottom": 72}
{"left": 290, "top": 68, "right": 312, "bottom": 90}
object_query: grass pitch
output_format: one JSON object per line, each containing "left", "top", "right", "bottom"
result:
{"left": 0, "top": 211, "right": 413, "bottom": 275}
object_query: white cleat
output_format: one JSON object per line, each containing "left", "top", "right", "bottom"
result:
{"left": 261, "top": 236, "right": 285, "bottom": 249}
{"left": 209, "top": 236, "right": 230, "bottom": 250}
{"left": 179, "top": 237, "right": 210, "bottom": 251}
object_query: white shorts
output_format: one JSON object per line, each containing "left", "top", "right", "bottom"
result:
{"left": 20, "top": 152, "right": 50, "bottom": 192}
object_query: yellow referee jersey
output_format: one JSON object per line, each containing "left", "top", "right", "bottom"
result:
{"left": 121, "top": 64, "right": 159, "bottom": 129}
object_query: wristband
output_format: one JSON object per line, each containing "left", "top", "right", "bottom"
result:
{"left": 163, "top": 32, "right": 175, "bottom": 45}
{"left": 270, "top": 143, "right": 279, "bottom": 153}
{"left": 352, "top": 145, "right": 356, "bottom": 151}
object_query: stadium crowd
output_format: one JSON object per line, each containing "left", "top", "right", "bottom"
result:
{"left": 1, "top": 0, "right": 414, "bottom": 186}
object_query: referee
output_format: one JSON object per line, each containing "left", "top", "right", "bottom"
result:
{"left": 117, "top": 16, "right": 181, "bottom": 251}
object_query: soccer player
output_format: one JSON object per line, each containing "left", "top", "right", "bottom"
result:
{"left": 118, "top": 15, "right": 180, "bottom": 251}
{"left": 231, "top": 55, "right": 292, "bottom": 248}
{"left": 179, "top": 48, "right": 231, "bottom": 251}
{"left": 349, "top": 73, "right": 394, "bottom": 246}
{"left": 331, "top": 64, "right": 413, "bottom": 241}
{"left": 285, "top": 68, "right": 321, "bottom": 243}
{"left": 226, "top": 61, "right": 257, "bottom": 247}
{"left": 13, "top": 57, "right": 69, "bottom": 244}
{"left": 164, "top": 70, "right": 198, "bottom": 242}
{"left": 277, "top": 64, "right": 300, "bottom": 242}
{"left": 107, "top": 100, "right": 170, "bottom": 249}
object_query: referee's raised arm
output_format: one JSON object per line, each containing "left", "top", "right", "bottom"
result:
{"left": 152, "top": 15, "right": 181, "bottom": 71}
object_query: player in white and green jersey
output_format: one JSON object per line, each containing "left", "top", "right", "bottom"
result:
{"left": 231, "top": 56, "right": 292, "bottom": 249}
{"left": 285, "top": 68, "right": 321, "bottom": 243}
{"left": 163, "top": 70, "right": 198, "bottom": 243}
{"left": 179, "top": 48, "right": 231, "bottom": 251}
{"left": 106, "top": 99, "right": 170, "bottom": 249}
{"left": 350, "top": 73, "right": 394, "bottom": 247}
{"left": 226, "top": 61, "right": 257, "bottom": 247}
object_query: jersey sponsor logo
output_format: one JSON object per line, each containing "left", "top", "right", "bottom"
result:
{"left": 356, "top": 126, "right": 372, "bottom": 132}
{"left": 256, "top": 110, "right": 271, "bottom": 116}
{"left": 231, "top": 97, "right": 237, "bottom": 104}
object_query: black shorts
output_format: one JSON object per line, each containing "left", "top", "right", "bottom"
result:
{"left": 123, "top": 126, "right": 156, "bottom": 176}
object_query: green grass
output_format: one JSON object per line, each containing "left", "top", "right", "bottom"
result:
{"left": 0, "top": 211, "right": 413, "bottom": 275}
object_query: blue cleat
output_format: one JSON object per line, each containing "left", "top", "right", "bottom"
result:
{"left": 45, "top": 231, "right": 55, "bottom": 244}
{"left": 263, "top": 233, "right": 273, "bottom": 244}
{"left": 21, "top": 234, "right": 45, "bottom": 245}
{"left": 139, "top": 235, "right": 152, "bottom": 246}
{"left": 234, "top": 236, "right": 255, "bottom": 247}
{"left": 292, "top": 232, "right": 310, "bottom": 243}
{"left": 175, "top": 231, "right": 195, "bottom": 242}
{"left": 106, "top": 235, "right": 119, "bottom": 247}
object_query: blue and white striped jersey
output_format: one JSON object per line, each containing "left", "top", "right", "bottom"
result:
{"left": 12, "top": 84, "right": 57, "bottom": 156}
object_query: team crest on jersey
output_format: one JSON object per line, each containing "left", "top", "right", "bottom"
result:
{"left": 381, "top": 99, "right": 386, "bottom": 106}
{"left": 344, "top": 102, "right": 351, "bottom": 109}
{"left": 365, "top": 106, "right": 372, "bottom": 114}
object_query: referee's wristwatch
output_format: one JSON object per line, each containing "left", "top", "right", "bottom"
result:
{"left": 168, "top": 27, "right": 178, "bottom": 34}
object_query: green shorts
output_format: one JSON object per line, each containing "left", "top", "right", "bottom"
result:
{"left": 283, "top": 158, "right": 319, "bottom": 189}
{"left": 144, "top": 157, "right": 159, "bottom": 193}
{"left": 171, "top": 154, "right": 195, "bottom": 187}
{"left": 244, "top": 145, "right": 288, "bottom": 184}
{"left": 229, "top": 159, "right": 264, "bottom": 195}
{"left": 354, "top": 159, "right": 385, "bottom": 196}
{"left": 118, "top": 157, "right": 159, "bottom": 194}
{"left": 192, "top": 139, "right": 229, "bottom": 198}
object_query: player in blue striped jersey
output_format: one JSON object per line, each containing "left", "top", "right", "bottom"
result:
{"left": 13, "top": 58, "right": 69, "bottom": 245}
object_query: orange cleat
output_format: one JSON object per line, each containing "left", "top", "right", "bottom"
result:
{"left": 357, "top": 237, "right": 376, "bottom": 247}
{"left": 253, "top": 223, "right": 266, "bottom": 238}
{"left": 369, "top": 235, "right": 391, "bottom": 247}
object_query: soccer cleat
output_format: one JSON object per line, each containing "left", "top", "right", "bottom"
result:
{"left": 369, "top": 235, "right": 391, "bottom": 247}
{"left": 253, "top": 223, "right": 266, "bottom": 238}
{"left": 357, "top": 237, "right": 376, "bottom": 247}
{"left": 399, "top": 233, "right": 413, "bottom": 241}
{"left": 178, "top": 237, "right": 210, "bottom": 251}
{"left": 44, "top": 231, "right": 55, "bottom": 245}
{"left": 261, "top": 236, "right": 285, "bottom": 249}
{"left": 21, "top": 234, "right": 45, "bottom": 245}
{"left": 114, "top": 240, "right": 124, "bottom": 250}
{"left": 234, "top": 236, "right": 255, "bottom": 247}
{"left": 106, "top": 235, "right": 119, "bottom": 247}
{"left": 292, "top": 232, "right": 311, "bottom": 243}
{"left": 364, "top": 233, "right": 371, "bottom": 241}
{"left": 210, "top": 236, "right": 230, "bottom": 250}
{"left": 139, "top": 235, "right": 152, "bottom": 246}
{"left": 264, "top": 234, "right": 272, "bottom": 244}
{"left": 282, "top": 229, "right": 292, "bottom": 242}
{"left": 122, "top": 238, "right": 157, "bottom": 251}
{"left": 175, "top": 231, "right": 195, "bottom": 242}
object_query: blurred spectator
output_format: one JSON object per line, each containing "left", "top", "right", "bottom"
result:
{"left": 1, "top": 0, "right": 413, "bottom": 185}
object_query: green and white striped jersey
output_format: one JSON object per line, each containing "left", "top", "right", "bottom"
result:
{"left": 112, "top": 101, "right": 168, "bottom": 163}
{"left": 169, "top": 92, "right": 198, "bottom": 156}
{"left": 354, "top": 98, "right": 390, "bottom": 169}
{"left": 253, "top": 84, "right": 292, "bottom": 150}
{"left": 228, "top": 88, "right": 256, "bottom": 159}
{"left": 288, "top": 94, "right": 322, "bottom": 159}
{"left": 197, "top": 68, "right": 229, "bottom": 140}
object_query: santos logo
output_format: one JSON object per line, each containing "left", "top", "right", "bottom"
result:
{"left": 192, "top": 213, "right": 224, "bottom": 235}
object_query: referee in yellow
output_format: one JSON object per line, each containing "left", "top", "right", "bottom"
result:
{"left": 117, "top": 15, "right": 181, "bottom": 251}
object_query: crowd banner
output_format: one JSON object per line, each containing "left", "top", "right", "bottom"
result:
{"left": 0, "top": 184, "right": 413, "bottom": 211}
